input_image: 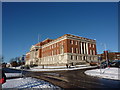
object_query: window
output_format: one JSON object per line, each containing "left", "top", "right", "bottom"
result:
{"left": 56, "top": 43, "right": 57, "bottom": 47}
{"left": 93, "top": 44, "right": 95, "bottom": 48}
{"left": 89, "top": 57, "right": 91, "bottom": 60}
{"left": 83, "top": 56, "right": 86, "bottom": 60}
{"left": 55, "top": 44, "right": 56, "bottom": 48}
{"left": 71, "top": 55, "right": 73, "bottom": 60}
{"left": 93, "top": 50, "right": 95, "bottom": 55}
{"left": 89, "top": 43, "right": 91, "bottom": 47}
{"left": 76, "top": 56, "right": 78, "bottom": 60}
{"left": 90, "top": 50, "right": 92, "bottom": 55}
{"left": 74, "top": 48, "right": 76, "bottom": 53}
{"left": 75, "top": 41, "right": 77, "bottom": 45}
{"left": 57, "top": 49, "right": 59, "bottom": 54}
{"left": 70, "top": 40, "right": 71, "bottom": 44}
{"left": 52, "top": 50, "right": 53, "bottom": 55}
{"left": 92, "top": 50, "right": 94, "bottom": 55}
{"left": 54, "top": 49, "right": 56, "bottom": 55}
{"left": 80, "top": 56, "right": 82, "bottom": 60}
{"left": 76, "top": 48, "right": 78, "bottom": 53}
{"left": 36, "top": 49, "right": 38, "bottom": 51}
{"left": 82, "top": 56, "right": 83, "bottom": 60}
{"left": 70, "top": 40, "right": 73, "bottom": 44}
{"left": 72, "top": 47, "right": 74, "bottom": 53}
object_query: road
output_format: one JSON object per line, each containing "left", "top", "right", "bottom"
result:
{"left": 3, "top": 67, "right": 120, "bottom": 89}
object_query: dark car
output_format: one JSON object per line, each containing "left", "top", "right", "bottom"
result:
{"left": 110, "top": 60, "right": 120, "bottom": 68}
{"left": 100, "top": 61, "right": 108, "bottom": 68}
{"left": 0, "top": 70, "right": 6, "bottom": 84}
{"left": 20, "top": 65, "right": 30, "bottom": 69}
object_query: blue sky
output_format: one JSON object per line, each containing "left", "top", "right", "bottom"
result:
{"left": 3, "top": 2, "right": 118, "bottom": 63}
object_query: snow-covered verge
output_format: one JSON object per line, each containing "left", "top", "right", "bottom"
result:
{"left": 2, "top": 73, "right": 60, "bottom": 89}
{"left": 85, "top": 67, "right": 120, "bottom": 80}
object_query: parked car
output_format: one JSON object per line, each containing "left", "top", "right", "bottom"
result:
{"left": 99, "top": 61, "right": 111, "bottom": 68}
{"left": 100, "top": 61, "right": 108, "bottom": 68}
{"left": 90, "top": 62, "right": 98, "bottom": 66}
{"left": 20, "top": 65, "right": 30, "bottom": 69}
{"left": 110, "top": 60, "right": 120, "bottom": 68}
{"left": 0, "top": 70, "right": 6, "bottom": 84}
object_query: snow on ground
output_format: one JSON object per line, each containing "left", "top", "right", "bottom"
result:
{"left": 8, "top": 65, "right": 96, "bottom": 71}
{"left": 2, "top": 73, "right": 60, "bottom": 89}
{"left": 2, "top": 77, "right": 60, "bottom": 89}
{"left": 85, "top": 67, "right": 120, "bottom": 80}
{"left": 27, "top": 65, "right": 97, "bottom": 71}
{"left": 5, "top": 73, "right": 22, "bottom": 78}
{"left": 9, "top": 66, "right": 21, "bottom": 69}
{"left": 9, "top": 65, "right": 88, "bottom": 70}
{"left": 32, "top": 65, "right": 87, "bottom": 69}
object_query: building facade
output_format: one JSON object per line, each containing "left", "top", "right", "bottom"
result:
{"left": 25, "top": 34, "right": 97, "bottom": 66}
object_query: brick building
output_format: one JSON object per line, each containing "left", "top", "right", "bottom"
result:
{"left": 98, "top": 51, "right": 120, "bottom": 61}
{"left": 25, "top": 34, "right": 97, "bottom": 66}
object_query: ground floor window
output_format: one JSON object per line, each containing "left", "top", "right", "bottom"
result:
{"left": 76, "top": 56, "right": 78, "bottom": 60}
{"left": 71, "top": 55, "right": 73, "bottom": 60}
{"left": 89, "top": 56, "right": 91, "bottom": 60}
{"left": 83, "top": 56, "right": 86, "bottom": 60}
{"left": 79, "top": 56, "right": 82, "bottom": 60}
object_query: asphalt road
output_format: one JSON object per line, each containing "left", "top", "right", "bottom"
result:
{"left": 3, "top": 67, "right": 120, "bottom": 89}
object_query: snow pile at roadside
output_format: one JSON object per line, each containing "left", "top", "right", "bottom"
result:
{"left": 32, "top": 65, "right": 87, "bottom": 69}
{"left": 85, "top": 67, "right": 120, "bottom": 80}
{"left": 33, "top": 66, "right": 66, "bottom": 69}
{"left": 28, "top": 66, "right": 97, "bottom": 71}
{"left": 2, "top": 77, "right": 60, "bottom": 89}
{"left": 10, "top": 66, "right": 21, "bottom": 69}
{"left": 5, "top": 73, "right": 22, "bottom": 78}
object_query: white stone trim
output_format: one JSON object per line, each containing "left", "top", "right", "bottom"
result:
{"left": 67, "top": 36, "right": 96, "bottom": 44}
{"left": 42, "top": 36, "right": 67, "bottom": 48}
{"left": 81, "top": 42, "right": 83, "bottom": 54}
{"left": 86, "top": 42, "right": 88, "bottom": 54}
{"left": 84, "top": 42, "right": 86, "bottom": 54}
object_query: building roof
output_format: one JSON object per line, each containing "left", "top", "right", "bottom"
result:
{"left": 34, "top": 34, "right": 96, "bottom": 47}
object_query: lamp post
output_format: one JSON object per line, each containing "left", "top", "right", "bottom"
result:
{"left": 98, "top": 56, "right": 102, "bottom": 74}
{"left": 101, "top": 43, "right": 108, "bottom": 64}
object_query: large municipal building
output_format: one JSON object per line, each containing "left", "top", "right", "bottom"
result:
{"left": 25, "top": 34, "right": 97, "bottom": 66}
